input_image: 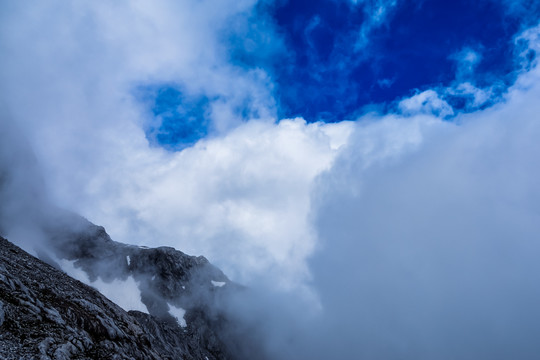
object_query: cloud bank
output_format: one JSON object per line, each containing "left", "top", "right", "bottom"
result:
{"left": 2, "top": 1, "right": 540, "bottom": 358}
{"left": 306, "top": 67, "right": 540, "bottom": 359}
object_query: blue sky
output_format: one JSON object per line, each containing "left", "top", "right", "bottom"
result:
{"left": 145, "top": 0, "right": 540, "bottom": 149}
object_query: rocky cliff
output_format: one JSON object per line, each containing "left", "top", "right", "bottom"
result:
{"left": 0, "top": 234, "right": 241, "bottom": 359}
{"left": 0, "top": 201, "right": 271, "bottom": 360}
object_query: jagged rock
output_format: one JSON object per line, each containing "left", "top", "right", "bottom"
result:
{"left": 40, "top": 213, "right": 237, "bottom": 340}
{"left": 0, "top": 236, "right": 230, "bottom": 359}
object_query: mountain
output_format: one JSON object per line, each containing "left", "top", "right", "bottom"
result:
{"left": 0, "top": 215, "right": 261, "bottom": 359}
{"left": 0, "top": 233, "right": 228, "bottom": 359}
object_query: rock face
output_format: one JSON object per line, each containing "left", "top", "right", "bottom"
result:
{"left": 0, "top": 235, "right": 240, "bottom": 359}
{"left": 42, "top": 213, "right": 233, "bottom": 325}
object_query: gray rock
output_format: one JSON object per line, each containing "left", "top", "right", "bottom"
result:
{"left": 0, "top": 236, "right": 234, "bottom": 359}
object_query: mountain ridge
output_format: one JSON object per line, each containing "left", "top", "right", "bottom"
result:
{"left": 0, "top": 225, "right": 252, "bottom": 359}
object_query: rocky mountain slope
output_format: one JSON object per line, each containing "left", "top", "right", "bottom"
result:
{"left": 0, "top": 234, "right": 237, "bottom": 359}
{"left": 42, "top": 212, "right": 234, "bottom": 326}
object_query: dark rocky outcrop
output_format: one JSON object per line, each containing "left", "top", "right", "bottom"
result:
{"left": 0, "top": 236, "right": 234, "bottom": 359}
{"left": 42, "top": 212, "right": 233, "bottom": 318}
{"left": 0, "top": 224, "right": 265, "bottom": 360}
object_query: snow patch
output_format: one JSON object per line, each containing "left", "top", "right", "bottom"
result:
{"left": 126, "top": 255, "right": 131, "bottom": 266}
{"left": 58, "top": 259, "right": 148, "bottom": 313}
{"left": 168, "top": 304, "right": 187, "bottom": 327}
{"left": 93, "top": 277, "right": 147, "bottom": 313}
{"left": 211, "top": 280, "right": 226, "bottom": 287}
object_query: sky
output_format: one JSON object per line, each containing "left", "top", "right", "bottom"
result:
{"left": 1, "top": 0, "right": 540, "bottom": 358}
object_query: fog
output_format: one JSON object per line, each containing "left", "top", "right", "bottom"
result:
{"left": 305, "top": 101, "right": 540, "bottom": 358}
{"left": 0, "top": 112, "right": 53, "bottom": 251}
{"left": 219, "top": 70, "right": 540, "bottom": 358}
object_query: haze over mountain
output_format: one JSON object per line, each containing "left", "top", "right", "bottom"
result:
{"left": 0, "top": 120, "right": 263, "bottom": 359}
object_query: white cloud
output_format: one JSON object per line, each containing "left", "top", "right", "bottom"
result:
{"left": 398, "top": 89, "right": 454, "bottom": 117}
{"left": 0, "top": 0, "right": 276, "bottom": 150}
{"left": 301, "top": 32, "right": 540, "bottom": 358}
{"left": 352, "top": 0, "right": 399, "bottom": 51}
{"left": 515, "top": 22, "right": 540, "bottom": 71}
{"left": 219, "top": 54, "right": 540, "bottom": 356}
{"left": 81, "top": 118, "right": 352, "bottom": 285}
{"left": 450, "top": 47, "right": 482, "bottom": 78}
{"left": 445, "top": 81, "right": 493, "bottom": 108}
{"left": 0, "top": 0, "right": 353, "bottom": 287}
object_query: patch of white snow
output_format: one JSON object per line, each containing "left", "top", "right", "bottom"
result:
{"left": 58, "top": 259, "right": 148, "bottom": 313}
{"left": 91, "top": 276, "right": 148, "bottom": 313}
{"left": 168, "top": 304, "right": 187, "bottom": 328}
{"left": 211, "top": 280, "right": 226, "bottom": 287}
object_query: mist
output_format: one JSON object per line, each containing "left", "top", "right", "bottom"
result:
{"left": 218, "top": 66, "right": 540, "bottom": 358}
{"left": 0, "top": 112, "right": 54, "bottom": 251}
{"left": 218, "top": 28, "right": 540, "bottom": 358}
{"left": 305, "top": 102, "right": 540, "bottom": 358}
{"left": 2, "top": 1, "right": 540, "bottom": 359}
